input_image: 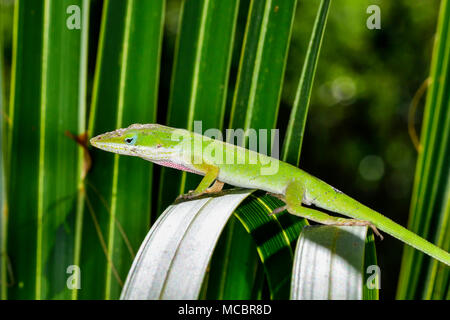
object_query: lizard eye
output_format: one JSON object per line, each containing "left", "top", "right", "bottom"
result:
{"left": 124, "top": 135, "right": 137, "bottom": 145}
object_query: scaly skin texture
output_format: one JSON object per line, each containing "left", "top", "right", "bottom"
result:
{"left": 90, "top": 123, "right": 450, "bottom": 266}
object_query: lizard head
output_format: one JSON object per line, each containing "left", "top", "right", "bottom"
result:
{"left": 90, "top": 123, "right": 189, "bottom": 160}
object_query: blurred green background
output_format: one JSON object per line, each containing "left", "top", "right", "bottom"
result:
{"left": 0, "top": 0, "right": 442, "bottom": 299}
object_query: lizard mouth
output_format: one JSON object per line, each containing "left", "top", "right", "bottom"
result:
{"left": 90, "top": 135, "right": 127, "bottom": 155}
{"left": 89, "top": 135, "right": 106, "bottom": 149}
{"left": 89, "top": 136, "right": 99, "bottom": 146}
{"left": 91, "top": 141, "right": 130, "bottom": 155}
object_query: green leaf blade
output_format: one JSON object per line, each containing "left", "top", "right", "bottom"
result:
{"left": 0, "top": 4, "right": 8, "bottom": 298}
{"left": 158, "top": 0, "right": 239, "bottom": 213}
{"left": 83, "top": 0, "right": 164, "bottom": 299}
{"left": 282, "top": 0, "right": 331, "bottom": 166}
{"left": 8, "top": 0, "right": 89, "bottom": 299}
{"left": 234, "top": 193, "right": 307, "bottom": 299}
{"left": 229, "top": 0, "right": 297, "bottom": 140}
{"left": 397, "top": 0, "right": 450, "bottom": 300}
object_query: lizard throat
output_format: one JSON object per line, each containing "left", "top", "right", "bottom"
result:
{"left": 152, "top": 159, "right": 201, "bottom": 175}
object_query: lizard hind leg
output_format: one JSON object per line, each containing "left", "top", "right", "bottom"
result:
{"left": 283, "top": 180, "right": 383, "bottom": 239}
{"left": 268, "top": 180, "right": 306, "bottom": 216}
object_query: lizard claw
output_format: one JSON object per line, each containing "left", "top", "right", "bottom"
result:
{"left": 176, "top": 190, "right": 200, "bottom": 201}
{"left": 336, "top": 219, "right": 384, "bottom": 240}
{"left": 369, "top": 224, "right": 384, "bottom": 240}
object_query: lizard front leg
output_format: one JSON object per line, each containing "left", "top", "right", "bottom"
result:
{"left": 205, "top": 180, "right": 225, "bottom": 193}
{"left": 177, "top": 165, "right": 224, "bottom": 200}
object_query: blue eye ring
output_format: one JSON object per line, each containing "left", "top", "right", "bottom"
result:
{"left": 124, "top": 134, "right": 137, "bottom": 145}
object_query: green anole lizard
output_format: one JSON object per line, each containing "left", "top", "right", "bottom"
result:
{"left": 90, "top": 123, "right": 450, "bottom": 266}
